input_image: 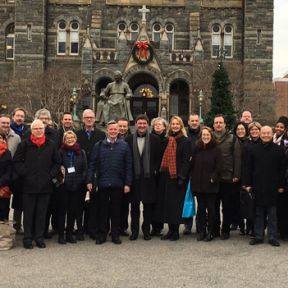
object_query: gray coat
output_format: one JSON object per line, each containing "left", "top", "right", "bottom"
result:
{"left": 7, "top": 129, "right": 21, "bottom": 157}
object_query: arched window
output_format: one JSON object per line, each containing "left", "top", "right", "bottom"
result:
{"left": 117, "top": 21, "right": 127, "bottom": 37}
{"left": 211, "top": 24, "right": 221, "bottom": 58}
{"left": 57, "top": 20, "right": 67, "bottom": 55}
{"left": 224, "top": 24, "right": 233, "bottom": 58}
{"left": 165, "top": 23, "right": 174, "bottom": 50}
{"left": 152, "top": 23, "right": 162, "bottom": 42}
{"left": 70, "top": 21, "right": 79, "bottom": 55}
{"left": 129, "top": 22, "right": 139, "bottom": 41}
{"left": 5, "top": 23, "right": 15, "bottom": 60}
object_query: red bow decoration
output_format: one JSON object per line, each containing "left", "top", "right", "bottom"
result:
{"left": 137, "top": 40, "right": 149, "bottom": 60}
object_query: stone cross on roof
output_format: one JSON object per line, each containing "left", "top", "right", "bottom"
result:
{"left": 138, "top": 5, "right": 150, "bottom": 24}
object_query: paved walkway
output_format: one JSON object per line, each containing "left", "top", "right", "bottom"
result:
{"left": 1, "top": 227, "right": 288, "bottom": 288}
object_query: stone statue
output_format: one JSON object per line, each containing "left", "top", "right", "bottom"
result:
{"left": 104, "top": 71, "right": 133, "bottom": 122}
{"left": 95, "top": 89, "right": 109, "bottom": 125}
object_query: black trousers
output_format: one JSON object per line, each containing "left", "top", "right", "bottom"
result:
{"left": 277, "top": 192, "right": 288, "bottom": 239}
{"left": 85, "top": 191, "right": 101, "bottom": 237}
{"left": 0, "top": 198, "right": 10, "bottom": 221}
{"left": 23, "top": 193, "right": 50, "bottom": 243}
{"left": 196, "top": 193, "right": 217, "bottom": 234}
{"left": 214, "top": 182, "right": 236, "bottom": 234}
{"left": 120, "top": 193, "right": 130, "bottom": 232}
{"left": 131, "top": 202, "right": 153, "bottom": 235}
{"left": 57, "top": 185, "right": 83, "bottom": 236}
{"left": 45, "top": 187, "right": 58, "bottom": 234}
{"left": 98, "top": 187, "right": 123, "bottom": 238}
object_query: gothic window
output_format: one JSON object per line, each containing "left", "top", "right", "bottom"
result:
{"left": 130, "top": 22, "right": 139, "bottom": 41}
{"left": 224, "top": 24, "right": 233, "bottom": 58}
{"left": 165, "top": 23, "right": 174, "bottom": 50}
{"left": 117, "top": 22, "right": 127, "bottom": 37}
{"left": 57, "top": 21, "right": 67, "bottom": 55}
{"left": 152, "top": 23, "right": 162, "bottom": 42}
{"left": 257, "top": 29, "right": 262, "bottom": 45}
{"left": 5, "top": 23, "right": 15, "bottom": 60}
{"left": 211, "top": 24, "right": 221, "bottom": 58}
{"left": 70, "top": 21, "right": 79, "bottom": 55}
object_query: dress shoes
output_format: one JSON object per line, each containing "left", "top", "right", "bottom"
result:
{"left": 268, "top": 239, "right": 280, "bottom": 247}
{"left": 183, "top": 227, "right": 192, "bottom": 235}
{"left": 169, "top": 233, "right": 180, "bottom": 241}
{"left": 249, "top": 238, "right": 264, "bottom": 245}
{"left": 197, "top": 232, "right": 206, "bottom": 241}
{"left": 58, "top": 236, "right": 66, "bottom": 245}
{"left": 161, "top": 231, "right": 173, "bottom": 240}
{"left": 120, "top": 230, "right": 129, "bottom": 237}
{"left": 150, "top": 229, "right": 163, "bottom": 237}
{"left": 112, "top": 236, "right": 122, "bottom": 244}
{"left": 221, "top": 233, "right": 230, "bottom": 240}
{"left": 23, "top": 242, "right": 33, "bottom": 249}
{"left": 96, "top": 236, "right": 106, "bottom": 245}
{"left": 129, "top": 233, "right": 138, "bottom": 241}
{"left": 204, "top": 233, "right": 214, "bottom": 242}
{"left": 143, "top": 233, "right": 152, "bottom": 241}
{"left": 36, "top": 241, "right": 46, "bottom": 248}
{"left": 66, "top": 234, "right": 77, "bottom": 244}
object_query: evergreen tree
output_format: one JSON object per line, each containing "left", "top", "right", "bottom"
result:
{"left": 204, "top": 62, "right": 236, "bottom": 129}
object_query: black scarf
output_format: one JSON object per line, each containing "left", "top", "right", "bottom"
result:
{"left": 133, "top": 132, "right": 150, "bottom": 179}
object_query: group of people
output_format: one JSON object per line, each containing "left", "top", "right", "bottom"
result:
{"left": 0, "top": 108, "right": 288, "bottom": 249}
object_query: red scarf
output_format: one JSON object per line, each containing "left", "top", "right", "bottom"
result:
{"left": 161, "top": 132, "right": 183, "bottom": 179}
{"left": 0, "top": 142, "right": 8, "bottom": 157}
{"left": 30, "top": 134, "right": 46, "bottom": 147}
{"left": 61, "top": 142, "right": 81, "bottom": 155}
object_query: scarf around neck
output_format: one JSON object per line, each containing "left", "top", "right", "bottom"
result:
{"left": 161, "top": 132, "right": 183, "bottom": 178}
{"left": 61, "top": 142, "right": 81, "bottom": 155}
{"left": 0, "top": 142, "right": 8, "bottom": 157}
{"left": 30, "top": 134, "right": 46, "bottom": 147}
{"left": 133, "top": 132, "right": 150, "bottom": 179}
{"left": 10, "top": 122, "right": 24, "bottom": 136}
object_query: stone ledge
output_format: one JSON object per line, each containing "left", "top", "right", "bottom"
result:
{"left": 48, "top": 0, "right": 91, "bottom": 5}
{"left": 201, "top": 0, "right": 242, "bottom": 9}
{"left": 106, "top": 0, "right": 184, "bottom": 6}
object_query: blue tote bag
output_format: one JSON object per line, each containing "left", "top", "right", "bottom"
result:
{"left": 182, "top": 180, "right": 195, "bottom": 218}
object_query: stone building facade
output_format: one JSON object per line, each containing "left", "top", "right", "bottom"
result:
{"left": 0, "top": 0, "right": 275, "bottom": 123}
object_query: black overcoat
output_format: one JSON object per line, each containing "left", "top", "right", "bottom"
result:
{"left": 190, "top": 143, "right": 222, "bottom": 194}
{"left": 159, "top": 135, "right": 192, "bottom": 224}
{"left": 125, "top": 133, "right": 161, "bottom": 204}
{"left": 13, "top": 138, "right": 61, "bottom": 195}
{"left": 245, "top": 141, "right": 286, "bottom": 206}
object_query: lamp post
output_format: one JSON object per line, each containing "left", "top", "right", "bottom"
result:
{"left": 71, "top": 87, "right": 79, "bottom": 121}
{"left": 198, "top": 89, "right": 204, "bottom": 124}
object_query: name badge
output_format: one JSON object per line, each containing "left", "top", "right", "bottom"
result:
{"left": 68, "top": 167, "right": 75, "bottom": 173}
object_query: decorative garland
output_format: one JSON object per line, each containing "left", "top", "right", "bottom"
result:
{"left": 132, "top": 40, "right": 154, "bottom": 65}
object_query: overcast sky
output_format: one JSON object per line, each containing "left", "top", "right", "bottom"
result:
{"left": 273, "top": 0, "right": 288, "bottom": 79}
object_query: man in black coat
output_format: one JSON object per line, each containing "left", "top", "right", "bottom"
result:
{"left": 76, "top": 109, "right": 105, "bottom": 240}
{"left": 10, "top": 108, "right": 29, "bottom": 234}
{"left": 245, "top": 126, "right": 286, "bottom": 247}
{"left": 13, "top": 119, "right": 60, "bottom": 249}
{"left": 126, "top": 114, "right": 161, "bottom": 241}
{"left": 57, "top": 112, "right": 75, "bottom": 147}
{"left": 183, "top": 113, "right": 201, "bottom": 235}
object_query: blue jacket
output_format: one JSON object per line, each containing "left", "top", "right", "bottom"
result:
{"left": 87, "top": 138, "right": 132, "bottom": 189}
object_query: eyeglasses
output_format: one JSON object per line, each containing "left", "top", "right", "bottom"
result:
{"left": 32, "top": 127, "right": 44, "bottom": 130}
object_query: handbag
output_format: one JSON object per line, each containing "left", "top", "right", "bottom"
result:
{"left": 182, "top": 180, "right": 196, "bottom": 218}
{"left": 240, "top": 189, "right": 255, "bottom": 220}
{"left": 0, "top": 186, "right": 12, "bottom": 199}
{"left": 0, "top": 221, "right": 16, "bottom": 251}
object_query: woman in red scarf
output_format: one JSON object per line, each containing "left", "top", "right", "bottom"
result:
{"left": 57, "top": 131, "right": 87, "bottom": 244}
{"left": 13, "top": 119, "right": 60, "bottom": 249}
{"left": 159, "top": 116, "right": 192, "bottom": 241}
{"left": 0, "top": 130, "right": 12, "bottom": 221}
